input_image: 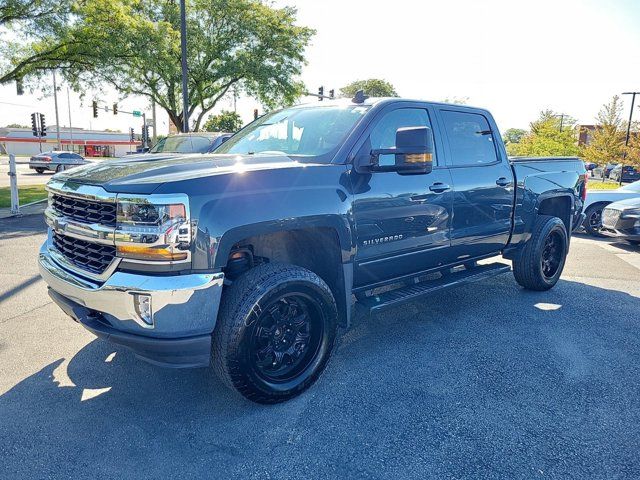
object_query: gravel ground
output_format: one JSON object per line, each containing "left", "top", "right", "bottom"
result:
{"left": 0, "top": 215, "right": 639, "bottom": 479}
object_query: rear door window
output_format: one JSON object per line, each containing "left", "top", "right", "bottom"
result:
{"left": 441, "top": 111, "right": 498, "bottom": 166}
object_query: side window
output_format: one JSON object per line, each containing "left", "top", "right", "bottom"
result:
{"left": 441, "top": 111, "right": 498, "bottom": 166}
{"left": 369, "top": 108, "right": 433, "bottom": 166}
{"left": 59, "top": 153, "right": 71, "bottom": 159}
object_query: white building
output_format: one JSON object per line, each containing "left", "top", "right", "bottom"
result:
{"left": 0, "top": 126, "right": 140, "bottom": 157}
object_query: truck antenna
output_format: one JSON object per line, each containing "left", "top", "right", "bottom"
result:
{"left": 352, "top": 90, "right": 369, "bottom": 104}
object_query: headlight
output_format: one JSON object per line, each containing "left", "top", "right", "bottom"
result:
{"left": 620, "top": 208, "right": 640, "bottom": 219}
{"left": 115, "top": 196, "right": 191, "bottom": 262}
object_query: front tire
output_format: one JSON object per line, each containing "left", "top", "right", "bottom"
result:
{"left": 35, "top": 168, "right": 45, "bottom": 174}
{"left": 212, "top": 263, "right": 337, "bottom": 404}
{"left": 55, "top": 164, "right": 65, "bottom": 173}
{"left": 513, "top": 215, "right": 568, "bottom": 291}
{"left": 583, "top": 204, "right": 607, "bottom": 237}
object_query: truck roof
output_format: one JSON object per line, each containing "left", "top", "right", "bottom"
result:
{"left": 291, "top": 97, "right": 489, "bottom": 113}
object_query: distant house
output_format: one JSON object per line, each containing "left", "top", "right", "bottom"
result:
{"left": 0, "top": 126, "right": 140, "bottom": 157}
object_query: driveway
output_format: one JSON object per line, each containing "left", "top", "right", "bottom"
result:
{"left": 0, "top": 217, "right": 639, "bottom": 479}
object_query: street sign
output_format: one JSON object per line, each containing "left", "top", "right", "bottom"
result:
{"left": 132, "top": 110, "right": 142, "bottom": 117}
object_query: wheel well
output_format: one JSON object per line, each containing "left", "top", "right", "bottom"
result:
{"left": 224, "top": 227, "right": 349, "bottom": 326}
{"left": 538, "top": 196, "right": 572, "bottom": 232}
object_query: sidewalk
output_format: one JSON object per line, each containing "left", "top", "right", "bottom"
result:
{"left": 0, "top": 199, "right": 47, "bottom": 220}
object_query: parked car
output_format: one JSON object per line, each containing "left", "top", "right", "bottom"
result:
{"left": 29, "top": 151, "right": 90, "bottom": 174}
{"left": 124, "top": 132, "right": 233, "bottom": 161}
{"left": 609, "top": 165, "right": 640, "bottom": 183}
{"left": 591, "top": 162, "right": 618, "bottom": 179}
{"left": 581, "top": 180, "right": 640, "bottom": 236}
{"left": 601, "top": 197, "right": 640, "bottom": 245}
{"left": 40, "top": 97, "right": 587, "bottom": 403}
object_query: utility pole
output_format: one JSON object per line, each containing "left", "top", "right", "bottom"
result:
{"left": 67, "top": 87, "right": 74, "bottom": 152}
{"left": 622, "top": 91, "right": 640, "bottom": 185}
{"left": 52, "top": 70, "right": 62, "bottom": 150}
{"left": 151, "top": 99, "right": 157, "bottom": 143}
{"left": 180, "top": 0, "right": 189, "bottom": 133}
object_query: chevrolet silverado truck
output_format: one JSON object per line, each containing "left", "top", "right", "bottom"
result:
{"left": 39, "top": 96, "right": 587, "bottom": 404}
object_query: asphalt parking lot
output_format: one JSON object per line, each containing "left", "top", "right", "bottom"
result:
{"left": 0, "top": 214, "right": 639, "bottom": 479}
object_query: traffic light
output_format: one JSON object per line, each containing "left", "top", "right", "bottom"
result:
{"left": 145, "top": 125, "right": 151, "bottom": 144}
{"left": 253, "top": 109, "right": 259, "bottom": 120}
{"left": 113, "top": 103, "right": 118, "bottom": 115}
{"left": 39, "top": 114, "right": 46, "bottom": 137}
{"left": 329, "top": 89, "right": 335, "bottom": 99}
{"left": 141, "top": 125, "right": 146, "bottom": 145}
{"left": 30, "top": 113, "right": 38, "bottom": 137}
{"left": 318, "top": 86, "right": 324, "bottom": 101}
{"left": 92, "top": 100, "right": 98, "bottom": 118}
{"left": 129, "top": 127, "right": 135, "bottom": 142}
{"left": 16, "top": 79, "right": 24, "bottom": 96}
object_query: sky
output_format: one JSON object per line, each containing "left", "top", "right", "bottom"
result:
{"left": 1, "top": 0, "right": 640, "bottom": 135}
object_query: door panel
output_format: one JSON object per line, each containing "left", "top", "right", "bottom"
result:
{"left": 439, "top": 110, "right": 514, "bottom": 259}
{"left": 350, "top": 107, "right": 453, "bottom": 287}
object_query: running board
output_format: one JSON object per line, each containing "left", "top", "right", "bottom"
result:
{"left": 359, "top": 263, "right": 511, "bottom": 313}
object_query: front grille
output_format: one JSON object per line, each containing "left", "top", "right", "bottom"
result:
{"left": 52, "top": 232, "right": 116, "bottom": 274}
{"left": 51, "top": 194, "right": 116, "bottom": 226}
{"left": 602, "top": 208, "right": 620, "bottom": 227}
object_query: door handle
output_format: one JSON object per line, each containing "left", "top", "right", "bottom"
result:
{"left": 428, "top": 182, "right": 451, "bottom": 193}
{"left": 496, "top": 177, "right": 511, "bottom": 187}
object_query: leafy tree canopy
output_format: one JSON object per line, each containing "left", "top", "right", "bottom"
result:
{"left": 202, "top": 110, "right": 243, "bottom": 132}
{"left": 507, "top": 110, "right": 579, "bottom": 157}
{"left": 580, "top": 96, "right": 626, "bottom": 166}
{"left": 0, "top": 0, "right": 314, "bottom": 132}
{"left": 502, "top": 128, "right": 526, "bottom": 145}
{"left": 340, "top": 79, "right": 398, "bottom": 98}
{"left": 3, "top": 123, "right": 29, "bottom": 128}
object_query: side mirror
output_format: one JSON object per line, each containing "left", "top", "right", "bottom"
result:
{"left": 369, "top": 126, "right": 434, "bottom": 174}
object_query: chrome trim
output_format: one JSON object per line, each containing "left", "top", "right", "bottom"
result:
{"left": 45, "top": 208, "right": 115, "bottom": 245}
{"left": 46, "top": 179, "right": 117, "bottom": 203}
{"left": 39, "top": 241, "right": 223, "bottom": 333}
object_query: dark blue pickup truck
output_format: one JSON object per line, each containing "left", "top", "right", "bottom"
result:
{"left": 39, "top": 96, "right": 587, "bottom": 403}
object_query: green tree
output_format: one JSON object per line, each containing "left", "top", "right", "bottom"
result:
{"left": 0, "top": 0, "right": 313, "bottom": 132}
{"left": 3, "top": 123, "right": 29, "bottom": 128}
{"left": 507, "top": 110, "right": 579, "bottom": 157}
{"left": 340, "top": 79, "right": 398, "bottom": 98}
{"left": 580, "top": 96, "right": 625, "bottom": 166}
{"left": 502, "top": 128, "right": 526, "bottom": 146}
{"left": 202, "top": 110, "right": 243, "bottom": 132}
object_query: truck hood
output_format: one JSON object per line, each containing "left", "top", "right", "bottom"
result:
{"left": 53, "top": 153, "right": 309, "bottom": 194}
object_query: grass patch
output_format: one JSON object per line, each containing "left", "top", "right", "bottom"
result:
{"left": 0, "top": 185, "right": 47, "bottom": 208}
{"left": 588, "top": 180, "right": 621, "bottom": 190}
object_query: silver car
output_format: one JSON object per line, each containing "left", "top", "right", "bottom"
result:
{"left": 29, "top": 151, "right": 91, "bottom": 174}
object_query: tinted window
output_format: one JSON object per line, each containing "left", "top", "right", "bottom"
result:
{"left": 442, "top": 111, "right": 498, "bottom": 166}
{"left": 150, "top": 136, "right": 212, "bottom": 154}
{"left": 58, "top": 153, "right": 71, "bottom": 159}
{"left": 369, "top": 108, "right": 433, "bottom": 166}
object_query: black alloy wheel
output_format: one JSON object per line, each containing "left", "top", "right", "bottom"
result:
{"left": 249, "top": 293, "right": 323, "bottom": 384}
{"left": 541, "top": 230, "right": 563, "bottom": 279}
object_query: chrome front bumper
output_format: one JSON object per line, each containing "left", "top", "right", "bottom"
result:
{"left": 39, "top": 240, "right": 224, "bottom": 366}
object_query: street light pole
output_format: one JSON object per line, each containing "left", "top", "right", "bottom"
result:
{"left": 180, "top": 0, "right": 189, "bottom": 133}
{"left": 52, "top": 70, "right": 62, "bottom": 150}
{"left": 621, "top": 91, "right": 640, "bottom": 185}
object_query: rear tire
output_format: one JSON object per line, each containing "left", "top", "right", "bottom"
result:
{"left": 55, "top": 164, "right": 65, "bottom": 173}
{"left": 35, "top": 168, "right": 45, "bottom": 174}
{"left": 212, "top": 263, "right": 337, "bottom": 404}
{"left": 583, "top": 204, "right": 607, "bottom": 237}
{"left": 513, "top": 215, "right": 568, "bottom": 291}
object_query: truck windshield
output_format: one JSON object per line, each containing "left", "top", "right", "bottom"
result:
{"left": 150, "top": 135, "right": 212, "bottom": 154}
{"left": 216, "top": 105, "right": 370, "bottom": 162}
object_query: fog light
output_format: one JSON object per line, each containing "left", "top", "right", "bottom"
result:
{"left": 133, "top": 293, "right": 153, "bottom": 326}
